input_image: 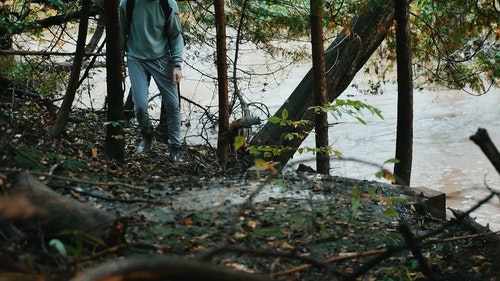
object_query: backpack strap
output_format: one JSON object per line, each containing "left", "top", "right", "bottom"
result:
{"left": 126, "top": 0, "right": 135, "bottom": 35}
{"left": 159, "top": 0, "right": 172, "bottom": 19}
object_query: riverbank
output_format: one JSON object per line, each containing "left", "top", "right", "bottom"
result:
{"left": 1, "top": 97, "right": 499, "bottom": 279}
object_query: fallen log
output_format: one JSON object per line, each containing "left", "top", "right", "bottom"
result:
{"left": 0, "top": 171, "right": 121, "bottom": 243}
{"left": 70, "top": 255, "right": 272, "bottom": 281}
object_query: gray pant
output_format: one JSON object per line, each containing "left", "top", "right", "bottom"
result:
{"left": 127, "top": 55, "right": 181, "bottom": 147}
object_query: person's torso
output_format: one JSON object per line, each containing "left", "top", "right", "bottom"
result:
{"left": 126, "top": 0, "right": 170, "bottom": 60}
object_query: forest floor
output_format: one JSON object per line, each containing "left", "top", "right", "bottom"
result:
{"left": 0, "top": 93, "right": 499, "bottom": 281}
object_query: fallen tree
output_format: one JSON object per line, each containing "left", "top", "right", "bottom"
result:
{"left": 249, "top": 3, "right": 394, "bottom": 168}
{"left": 70, "top": 255, "right": 272, "bottom": 281}
{"left": 0, "top": 171, "right": 122, "bottom": 243}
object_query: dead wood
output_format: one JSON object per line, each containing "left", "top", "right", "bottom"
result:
{"left": 469, "top": 128, "right": 500, "bottom": 175}
{"left": 0, "top": 171, "right": 121, "bottom": 242}
{"left": 70, "top": 255, "right": 272, "bottom": 281}
{"left": 448, "top": 208, "right": 491, "bottom": 234}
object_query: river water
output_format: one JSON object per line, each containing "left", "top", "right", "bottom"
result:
{"left": 179, "top": 60, "right": 500, "bottom": 230}
{"left": 291, "top": 72, "right": 500, "bottom": 230}
{"left": 15, "top": 23, "right": 499, "bottom": 229}
{"left": 83, "top": 51, "right": 500, "bottom": 230}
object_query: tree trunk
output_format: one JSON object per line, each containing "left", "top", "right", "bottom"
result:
{"left": 250, "top": 4, "right": 394, "bottom": 168}
{"left": 103, "top": 0, "right": 125, "bottom": 161}
{"left": 0, "top": 8, "right": 13, "bottom": 73}
{"left": 215, "top": 0, "right": 230, "bottom": 167}
{"left": 51, "top": 0, "right": 91, "bottom": 138}
{"left": 0, "top": 171, "right": 120, "bottom": 242}
{"left": 70, "top": 255, "right": 272, "bottom": 281}
{"left": 393, "top": 0, "right": 413, "bottom": 186}
{"left": 470, "top": 128, "right": 500, "bottom": 174}
{"left": 310, "top": 0, "right": 330, "bottom": 174}
{"left": 85, "top": 16, "right": 105, "bottom": 54}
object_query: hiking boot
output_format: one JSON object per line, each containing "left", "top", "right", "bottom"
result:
{"left": 170, "top": 147, "right": 183, "bottom": 163}
{"left": 137, "top": 127, "right": 153, "bottom": 153}
{"left": 137, "top": 137, "right": 152, "bottom": 153}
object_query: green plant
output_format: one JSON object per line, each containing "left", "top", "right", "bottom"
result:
{"left": 350, "top": 185, "right": 407, "bottom": 219}
{"left": 309, "top": 98, "right": 384, "bottom": 125}
{"left": 49, "top": 230, "right": 106, "bottom": 258}
{"left": 247, "top": 99, "right": 383, "bottom": 159}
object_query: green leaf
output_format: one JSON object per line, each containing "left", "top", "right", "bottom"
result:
{"left": 351, "top": 186, "right": 361, "bottom": 211}
{"left": 351, "top": 196, "right": 360, "bottom": 211}
{"left": 233, "top": 135, "right": 246, "bottom": 152}
{"left": 49, "top": 239, "right": 67, "bottom": 257}
{"left": 383, "top": 209, "right": 399, "bottom": 217}
{"left": 281, "top": 108, "right": 288, "bottom": 120}
{"left": 252, "top": 227, "right": 288, "bottom": 237}
{"left": 268, "top": 116, "right": 281, "bottom": 123}
{"left": 355, "top": 116, "right": 367, "bottom": 125}
{"left": 367, "top": 188, "right": 377, "bottom": 197}
{"left": 383, "top": 158, "right": 400, "bottom": 164}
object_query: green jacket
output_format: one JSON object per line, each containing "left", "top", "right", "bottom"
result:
{"left": 119, "top": 0, "right": 184, "bottom": 67}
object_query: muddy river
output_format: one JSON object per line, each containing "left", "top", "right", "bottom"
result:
{"left": 83, "top": 55, "right": 499, "bottom": 230}
{"left": 180, "top": 60, "right": 500, "bottom": 230}
{"left": 295, "top": 75, "right": 500, "bottom": 230}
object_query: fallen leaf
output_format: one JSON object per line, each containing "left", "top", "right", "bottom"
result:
{"left": 248, "top": 220, "right": 261, "bottom": 228}
{"left": 280, "top": 242, "right": 294, "bottom": 249}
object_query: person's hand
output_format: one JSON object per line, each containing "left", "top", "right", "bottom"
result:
{"left": 173, "top": 67, "right": 182, "bottom": 84}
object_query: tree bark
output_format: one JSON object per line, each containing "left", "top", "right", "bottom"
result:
{"left": 470, "top": 128, "right": 500, "bottom": 175}
{"left": 103, "top": 0, "right": 125, "bottom": 161}
{"left": 310, "top": 0, "right": 330, "bottom": 174}
{"left": 70, "top": 255, "right": 272, "bottom": 281}
{"left": 51, "top": 0, "right": 91, "bottom": 138}
{"left": 0, "top": 171, "right": 120, "bottom": 242}
{"left": 250, "top": 4, "right": 394, "bottom": 168}
{"left": 215, "top": 0, "right": 230, "bottom": 167}
{"left": 393, "top": 0, "right": 414, "bottom": 186}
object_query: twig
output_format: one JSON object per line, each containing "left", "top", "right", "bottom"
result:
{"left": 428, "top": 230, "right": 500, "bottom": 244}
{"left": 346, "top": 245, "right": 406, "bottom": 281}
{"left": 399, "top": 223, "right": 435, "bottom": 280}
{"left": 51, "top": 184, "right": 166, "bottom": 205}
{"left": 68, "top": 244, "right": 128, "bottom": 264}
{"left": 272, "top": 248, "right": 388, "bottom": 277}
{"left": 28, "top": 170, "right": 147, "bottom": 190}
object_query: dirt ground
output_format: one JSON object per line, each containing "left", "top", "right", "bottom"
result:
{"left": 1, "top": 95, "right": 500, "bottom": 281}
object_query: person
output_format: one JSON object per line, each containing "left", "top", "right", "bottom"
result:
{"left": 119, "top": 0, "right": 184, "bottom": 162}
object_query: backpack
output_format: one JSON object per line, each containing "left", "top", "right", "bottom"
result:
{"left": 126, "top": 0, "right": 172, "bottom": 34}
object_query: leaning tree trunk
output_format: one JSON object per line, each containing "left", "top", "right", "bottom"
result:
{"left": 51, "top": 0, "right": 91, "bottom": 138}
{"left": 250, "top": 3, "right": 394, "bottom": 167}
